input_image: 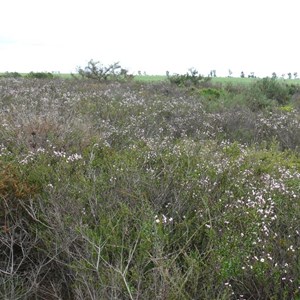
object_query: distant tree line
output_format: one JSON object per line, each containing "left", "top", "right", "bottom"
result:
{"left": 0, "top": 64, "right": 299, "bottom": 81}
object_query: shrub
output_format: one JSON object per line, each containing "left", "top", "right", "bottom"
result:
{"left": 0, "top": 161, "right": 38, "bottom": 232}
{"left": 199, "top": 87, "right": 224, "bottom": 101}
{"left": 76, "top": 59, "right": 134, "bottom": 82}
{"left": 1, "top": 76, "right": 300, "bottom": 299}
{"left": 291, "top": 92, "right": 300, "bottom": 110}
{"left": 253, "top": 77, "right": 290, "bottom": 105}
{"left": 26, "top": 71, "right": 54, "bottom": 79}
{"left": 1, "top": 72, "right": 22, "bottom": 78}
{"left": 167, "top": 68, "right": 211, "bottom": 87}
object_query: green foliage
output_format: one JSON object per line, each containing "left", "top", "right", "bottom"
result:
{"left": 245, "top": 91, "right": 275, "bottom": 111}
{"left": 167, "top": 68, "right": 211, "bottom": 87}
{"left": 279, "top": 105, "right": 294, "bottom": 112}
{"left": 253, "top": 77, "right": 290, "bottom": 105}
{"left": 0, "top": 71, "right": 22, "bottom": 78}
{"left": 199, "top": 87, "right": 224, "bottom": 100}
{"left": 26, "top": 71, "right": 54, "bottom": 79}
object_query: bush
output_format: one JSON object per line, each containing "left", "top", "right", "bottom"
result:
{"left": 199, "top": 87, "right": 224, "bottom": 101}
{"left": 26, "top": 72, "right": 54, "bottom": 79}
{"left": 253, "top": 77, "right": 290, "bottom": 105}
{"left": 76, "top": 59, "right": 134, "bottom": 82}
{"left": 0, "top": 72, "right": 22, "bottom": 78}
{"left": 167, "top": 68, "right": 211, "bottom": 87}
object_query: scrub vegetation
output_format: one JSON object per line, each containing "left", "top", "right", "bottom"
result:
{"left": 0, "top": 69, "right": 300, "bottom": 299}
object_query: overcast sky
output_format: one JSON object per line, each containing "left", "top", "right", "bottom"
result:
{"left": 1, "top": 0, "right": 299, "bottom": 77}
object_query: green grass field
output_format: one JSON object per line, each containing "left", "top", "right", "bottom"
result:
{"left": 2, "top": 71, "right": 300, "bottom": 86}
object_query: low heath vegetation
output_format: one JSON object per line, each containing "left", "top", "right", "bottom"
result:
{"left": 0, "top": 72, "right": 300, "bottom": 299}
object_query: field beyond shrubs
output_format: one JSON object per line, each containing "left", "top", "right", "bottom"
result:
{"left": 0, "top": 77, "right": 300, "bottom": 299}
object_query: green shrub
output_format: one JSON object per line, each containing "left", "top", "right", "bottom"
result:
{"left": 167, "top": 68, "right": 211, "bottom": 87}
{"left": 199, "top": 87, "right": 224, "bottom": 101}
{"left": 253, "top": 77, "right": 290, "bottom": 105}
{"left": 1, "top": 72, "right": 22, "bottom": 78}
{"left": 26, "top": 71, "right": 54, "bottom": 79}
{"left": 279, "top": 105, "right": 294, "bottom": 112}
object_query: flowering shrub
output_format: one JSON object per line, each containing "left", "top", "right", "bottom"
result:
{"left": 0, "top": 77, "right": 300, "bottom": 299}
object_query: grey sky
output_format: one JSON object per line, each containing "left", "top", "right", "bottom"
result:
{"left": 1, "top": 0, "right": 299, "bottom": 76}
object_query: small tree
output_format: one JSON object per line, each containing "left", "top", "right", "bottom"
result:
{"left": 76, "top": 60, "right": 133, "bottom": 82}
{"left": 294, "top": 72, "right": 298, "bottom": 79}
{"left": 209, "top": 70, "right": 216, "bottom": 77}
{"left": 249, "top": 72, "right": 255, "bottom": 78}
{"left": 288, "top": 73, "right": 292, "bottom": 80}
{"left": 241, "top": 71, "right": 245, "bottom": 78}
